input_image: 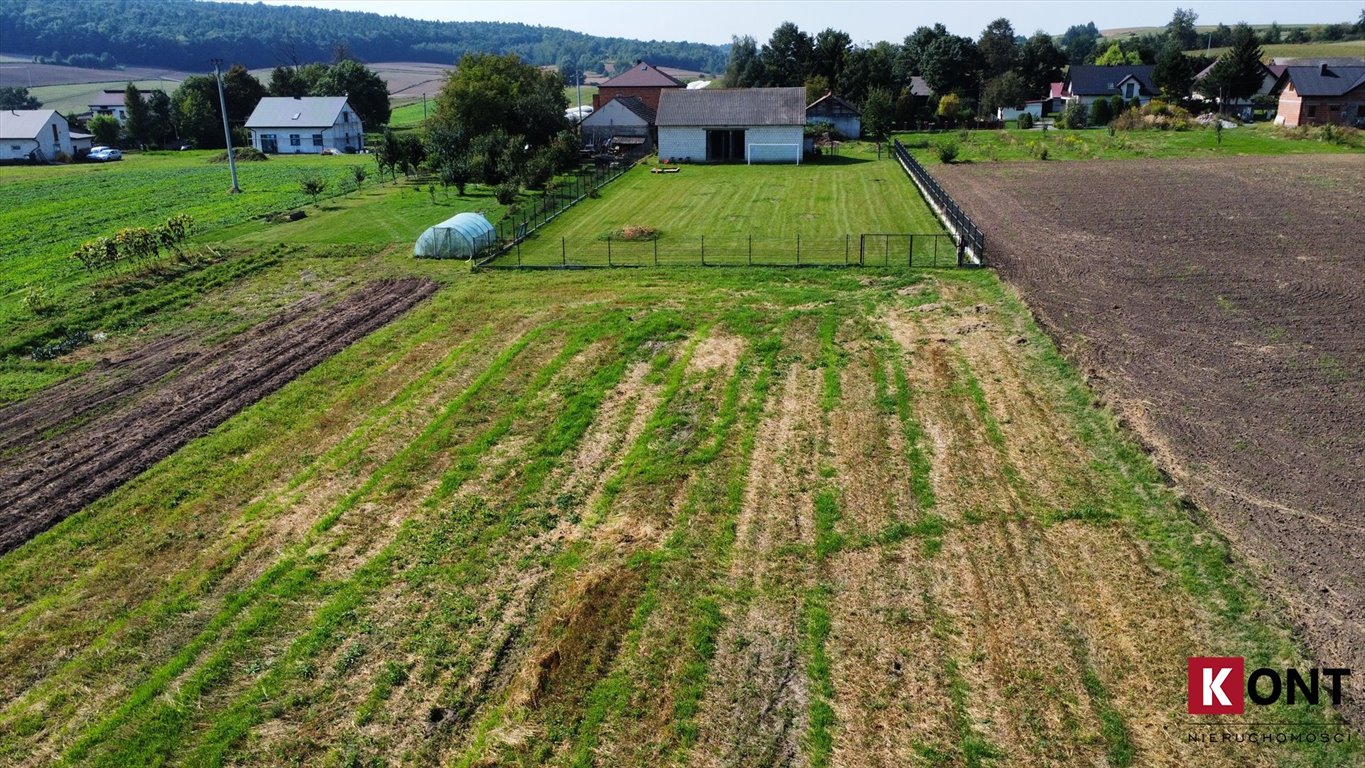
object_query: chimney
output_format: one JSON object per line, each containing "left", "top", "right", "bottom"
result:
{"left": 1320, "top": 63, "right": 1329, "bottom": 75}
{"left": 293, "top": 95, "right": 302, "bottom": 100}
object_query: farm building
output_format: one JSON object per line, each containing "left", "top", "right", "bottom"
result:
{"left": 0, "top": 109, "right": 73, "bottom": 161}
{"left": 591, "top": 61, "right": 686, "bottom": 114}
{"left": 1270, "top": 64, "right": 1365, "bottom": 127}
{"left": 88, "top": 88, "right": 164, "bottom": 122}
{"left": 414, "top": 212, "right": 497, "bottom": 259}
{"left": 806, "top": 92, "right": 861, "bottom": 138}
{"left": 657, "top": 87, "right": 806, "bottom": 164}
{"left": 245, "top": 96, "right": 364, "bottom": 155}
{"left": 1060, "top": 65, "right": 1158, "bottom": 107}
{"left": 580, "top": 96, "right": 655, "bottom": 152}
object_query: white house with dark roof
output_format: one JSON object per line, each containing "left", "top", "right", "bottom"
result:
{"left": 1061, "top": 65, "right": 1159, "bottom": 107}
{"left": 245, "top": 96, "right": 363, "bottom": 154}
{"left": 656, "top": 87, "right": 806, "bottom": 164}
{"left": 88, "top": 89, "right": 164, "bottom": 122}
{"left": 1, "top": 110, "right": 73, "bottom": 161}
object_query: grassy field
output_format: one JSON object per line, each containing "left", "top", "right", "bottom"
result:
{"left": 504, "top": 145, "right": 947, "bottom": 267}
{"left": 0, "top": 150, "right": 1358, "bottom": 766}
{"left": 1194, "top": 40, "right": 1365, "bottom": 59}
{"left": 897, "top": 122, "right": 1365, "bottom": 165}
{"left": 25, "top": 78, "right": 182, "bottom": 114}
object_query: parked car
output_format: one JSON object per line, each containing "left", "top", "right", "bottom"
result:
{"left": 89, "top": 147, "right": 123, "bottom": 162}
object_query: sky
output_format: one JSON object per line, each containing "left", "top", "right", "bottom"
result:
{"left": 235, "top": 0, "right": 1364, "bottom": 45}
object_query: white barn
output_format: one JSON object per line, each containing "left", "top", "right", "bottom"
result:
{"left": 656, "top": 87, "right": 805, "bottom": 164}
{"left": 0, "top": 110, "right": 73, "bottom": 161}
{"left": 245, "top": 96, "right": 364, "bottom": 155}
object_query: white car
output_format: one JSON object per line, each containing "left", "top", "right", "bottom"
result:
{"left": 89, "top": 147, "right": 123, "bottom": 161}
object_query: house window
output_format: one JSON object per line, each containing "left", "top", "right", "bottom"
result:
{"left": 1307, "top": 105, "right": 1317, "bottom": 118}
{"left": 290, "top": 134, "right": 301, "bottom": 146}
{"left": 9, "top": 145, "right": 20, "bottom": 151}
{"left": 52, "top": 125, "right": 59, "bottom": 142}
{"left": 313, "top": 134, "right": 324, "bottom": 146}
{"left": 1125, "top": 83, "right": 1137, "bottom": 99}
{"left": 342, "top": 111, "right": 350, "bottom": 123}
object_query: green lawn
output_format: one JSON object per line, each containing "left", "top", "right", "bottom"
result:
{"left": 1194, "top": 39, "right": 1365, "bottom": 60}
{"left": 505, "top": 146, "right": 948, "bottom": 267}
{"left": 387, "top": 100, "right": 431, "bottom": 128}
{"left": 897, "top": 122, "right": 1364, "bottom": 165}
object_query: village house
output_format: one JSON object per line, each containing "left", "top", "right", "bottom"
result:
{"left": 0, "top": 109, "right": 74, "bottom": 161}
{"left": 1060, "top": 65, "right": 1159, "bottom": 107}
{"left": 805, "top": 92, "right": 861, "bottom": 138}
{"left": 87, "top": 89, "right": 163, "bottom": 122}
{"left": 1270, "top": 63, "right": 1365, "bottom": 127}
{"left": 579, "top": 95, "right": 656, "bottom": 152}
{"left": 656, "top": 87, "right": 806, "bottom": 164}
{"left": 591, "top": 61, "right": 686, "bottom": 114}
{"left": 244, "top": 96, "right": 364, "bottom": 154}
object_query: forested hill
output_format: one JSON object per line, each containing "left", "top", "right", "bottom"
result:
{"left": 0, "top": 0, "right": 728, "bottom": 73}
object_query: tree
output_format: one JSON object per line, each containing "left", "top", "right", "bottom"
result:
{"left": 172, "top": 88, "right": 217, "bottom": 148}
{"left": 896, "top": 24, "right": 948, "bottom": 83}
{"left": 87, "top": 114, "right": 121, "bottom": 146}
{"left": 1091, "top": 97, "right": 1113, "bottom": 125}
{"left": 268, "top": 65, "right": 309, "bottom": 97}
{"left": 977, "top": 18, "right": 1018, "bottom": 80}
{"left": 1061, "top": 22, "right": 1102, "bottom": 65}
{"left": 936, "top": 93, "right": 962, "bottom": 122}
{"left": 314, "top": 59, "right": 391, "bottom": 126}
{"left": 861, "top": 87, "right": 893, "bottom": 139}
{"left": 760, "top": 22, "right": 813, "bottom": 87}
{"left": 430, "top": 53, "right": 567, "bottom": 151}
{"left": 1154, "top": 38, "right": 1196, "bottom": 99}
{"left": 1204, "top": 24, "right": 1265, "bottom": 106}
{"left": 920, "top": 35, "right": 981, "bottom": 97}
{"left": 145, "top": 90, "right": 174, "bottom": 146}
{"left": 981, "top": 72, "right": 1029, "bottom": 116}
{"left": 805, "top": 75, "right": 831, "bottom": 104}
{"left": 1094, "top": 42, "right": 1141, "bottom": 66}
{"left": 840, "top": 42, "right": 896, "bottom": 104}
{"left": 1017, "top": 31, "right": 1066, "bottom": 98}
{"left": 724, "top": 35, "right": 764, "bottom": 88}
{"left": 299, "top": 175, "right": 327, "bottom": 205}
{"left": 811, "top": 28, "right": 851, "bottom": 89}
{"left": 221, "top": 65, "right": 267, "bottom": 127}
{"left": 0, "top": 86, "right": 41, "bottom": 109}
{"left": 1166, "top": 8, "right": 1199, "bottom": 50}
{"left": 123, "top": 82, "right": 151, "bottom": 146}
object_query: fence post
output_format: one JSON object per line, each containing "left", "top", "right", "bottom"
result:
{"left": 654, "top": 237, "right": 659, "bottom": 267}
{"left": 858, "top": 235, "right": 864, "bottom": 266}
{"left": 700, "top": 235, "right": 705, "bottom": 266}
{"left": 908, "top": 234, "right": 913, "bottom": 267}
{"left": 562, "top": 237, "right": 566, "bottom": 266}
{"left": 796, "top": 234, "right": 800, "bottom": 266}
{"left": 884, "top": 235, "right": 889, "bottom": 267}
{"left": 748, "top": 234, "right": 752, "bottom": 266}
{"left": 517, "top": 238, "right": 522, "bottom": 267}
{"left": 933, "top": 235, "right": 939, "bottom": 267}
{"left": 845, "top": 234, "right": 849, "bottom": 266}
{"left": 607, "top": 234, "right": 612, "bottom": 266}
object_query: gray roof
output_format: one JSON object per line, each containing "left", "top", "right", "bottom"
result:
{"left": 89, "top": 89, "right": 161, "bottom": 108}
{"left": 612, "top": 95, "right": 657, "bottom": 124}
{"left": 245, "top": 96, "right": 353, "bottom": 129}
{"left": 1271, "top": 65, "right": 1365, "bottom": 97}
{"left": 1064, "top": 65, "right": 1158, "bottom": 97}
{"left": 656, "top": 87, "right": 805, "bottom": 127}
{"left": 0, "top": 109, "right": 62, "bottom": 140}
{"left": 909, "top": 76, "right": 933, "bottom": 97}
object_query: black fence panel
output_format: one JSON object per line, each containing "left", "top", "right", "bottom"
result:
{"left": 891, "top": 139, "right": 985, "bottom": 265}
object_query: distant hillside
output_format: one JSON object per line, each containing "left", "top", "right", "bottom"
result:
{"left": 0, "top": 0, "right": 728, "bottom": 74}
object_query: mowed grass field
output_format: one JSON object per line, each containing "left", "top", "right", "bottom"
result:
{"left": 505, "top": 148, "right": 948, "bottom": 267}
{"left": 898, "top": 122, "right": 1365, "bottom": 165}
{"left": 0, "top": 151, "right": 1358, "bottom": 766}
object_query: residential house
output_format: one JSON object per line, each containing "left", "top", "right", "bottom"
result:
{"left": 580, "top": 96, "right": 656, "bottom": 152}
{"left": 806, "top": 92, "right": 861, "bottom": 138}
{"left": 245, "top": 96, "right": 364, "bottom": 154}
{"left": 1192, "top": 61, "right": 1285, "bottom": 118}
{"left": 656, "top": 87, "right": 805, "bottom": 164}
{"left": 88, "top": 89, "right": 163, "bottom": 122}
{"left": 592, "top": 61, "right": 686, "bottom": 114}
{"left": 1060, "top": 65, "right": 1158, "bottom": 107}
{"left": 1270, "top": 64, "right": 1365, "bottom": 127}
{"left": 0, "top": 109, "right": 73, "bottom": 161}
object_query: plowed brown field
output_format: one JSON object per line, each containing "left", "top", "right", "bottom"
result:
{"left": 937, "top": 154, "right": 1365, "bottom": 719}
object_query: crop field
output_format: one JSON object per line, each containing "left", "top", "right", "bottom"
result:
{"left": 0, "top": 148, "right": 1359, "bottom": 767}
{"left": 897, "top": 123, "right": 1364, "bottom": 165}
{"left": 496, "top": 150, "right": 949, "bottom": 267}
{"left": 936, "top": 154, "right": 1365, "bottom": 723}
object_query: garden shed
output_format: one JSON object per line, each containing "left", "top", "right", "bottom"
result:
{"left": 414, "top": 212, "right": 497, "bottom": 259}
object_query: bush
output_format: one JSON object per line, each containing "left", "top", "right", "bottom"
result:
{"left": 1111, "top": 100, "right": 1194, "bottom": 131}
{"left": 935, "top": 140, "right": 960, "bottom": 163}
{"left": 1017, "top": 113, "right": 1034, "bottom": 129}
{"left": 299, "top": 175, "right": 327, "bottom": 204}
{"left": 494, "top": 182, "right": 520, "bottom": 205}
{"left": 22, "top": 283, "right": 56, "bottom": 316}
{"left": 1091, "top": 98, "right": 1113, "bottom": 126}
{"left": 1059, "top": 101, "right": 1088, "bottom": 129}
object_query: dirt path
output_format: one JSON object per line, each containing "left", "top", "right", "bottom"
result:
{"left": 937, "top": 155, "right": 1365, "bottom": 719}
{"left": 0, "top": 278, "right": 438, "bottom": 554}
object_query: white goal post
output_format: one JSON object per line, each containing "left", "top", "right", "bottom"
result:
{"left": 746, "top": 143, "right": 802, "bottom": 165}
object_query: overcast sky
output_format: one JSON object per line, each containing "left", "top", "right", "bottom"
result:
{"left": 237, "top": 0, "right": 1365, "bottom": 45}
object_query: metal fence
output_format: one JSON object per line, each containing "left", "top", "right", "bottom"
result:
{"left": 486, "top": 152, "right": 647, "bottom": 255}
{"left": 481, "top": 233, "right": 965, "bottom": 269}
{"left": 891, "top": 139, "right": 985, "bottom": 264}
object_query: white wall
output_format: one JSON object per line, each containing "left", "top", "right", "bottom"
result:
{"left": 658, "top": 127, "right": 705, "bottom": 161}
{"left": 746, "top": 125, "right": 803, "bottom": 164}
{"left": 0, "top": 113, "right": 71, "bottom": 161}
{"left": 252, "top": 110, "right": 364, "bottom": 154}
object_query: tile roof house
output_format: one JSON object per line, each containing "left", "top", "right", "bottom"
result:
{"left": 1, "top": 109, "right": 73, "bottom": 161}
{"left": 656, "top": 87, "right": 806, "bottom": 163}
{"left": 244, "top": 96, "right": 364, "bottom": 154}
{"left": 591, "top": 61, "right": 686, "bottom": 114}
{"left": 580, "top": 95, "right": 657, "bottom": 151}
{"left": 1270, "top": 64, "right": 1365, "bottom": 127}
{"left": 806, "top": 92, "right": 861, "bottom": 138}
{"left": 1061, "top": 65, "right": 1159, "bottom": 106}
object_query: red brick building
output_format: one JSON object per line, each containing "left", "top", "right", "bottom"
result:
{"left": 1271, "top": 64, "right": 1365, "bottom": 127}
{"left": 592, "top": 61, "right": 685, "bottom": 114}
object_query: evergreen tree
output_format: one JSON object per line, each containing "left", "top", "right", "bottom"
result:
{"left": 122, "top": 83, "right": 151, "bottom": 146}
{"left": 145, "top": 90, "right": 174, "bottom": 147}
{"left": 1154, "top": 38, "right": 1196, "bottom": 99}
{"left": 1205, "top": 24, "right": 1264, "bottom": 105}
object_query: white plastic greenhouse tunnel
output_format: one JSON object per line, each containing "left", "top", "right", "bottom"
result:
{"left": 414, "top": 212, "right": 497, "bottom": 259}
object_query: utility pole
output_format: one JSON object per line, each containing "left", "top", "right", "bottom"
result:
{"left": 212, "top": 58, "right": 240, "bottom": 193}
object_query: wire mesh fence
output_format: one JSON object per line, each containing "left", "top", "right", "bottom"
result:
{"left": 481, "top": 233, "right": 966, "bottom": 269}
